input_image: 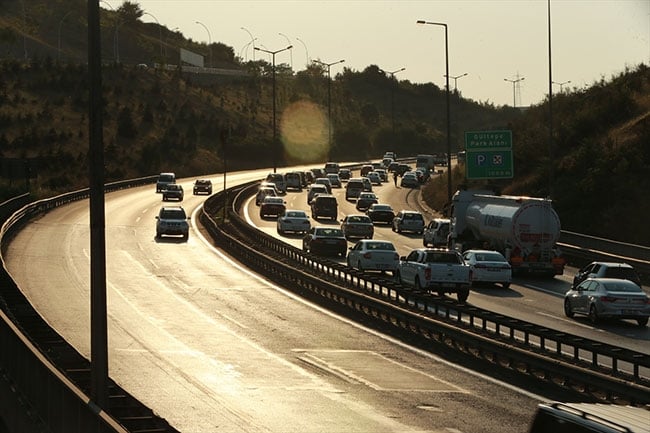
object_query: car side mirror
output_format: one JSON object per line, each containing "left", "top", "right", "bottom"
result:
{"left": 155, "top": 216, "right": 159, "bottom": 220}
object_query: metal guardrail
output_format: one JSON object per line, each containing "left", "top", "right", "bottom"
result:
{"left": 199, "top": 182, "right": 650, "bottom": 405}
{"left": 0, "top": 176, "right": 178, "bottom": 433}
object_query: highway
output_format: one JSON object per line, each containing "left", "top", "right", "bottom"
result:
{"left": 3, "top": 166, "right": 647, "bottom": 432}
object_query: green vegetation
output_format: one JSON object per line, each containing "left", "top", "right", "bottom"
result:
{"left": 1, "top": 0, "right": 648, "bottom": 244}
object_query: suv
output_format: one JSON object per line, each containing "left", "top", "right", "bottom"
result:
{"left": 345, "top": 178, "right": 365, "bottom": 200}
{"left": 162, "top": 184, "right": 184, "bottom": 201}
{"left": 573, "top": 262, "right": 642, "bottom": 288}
{"left": 310, "top": 194, "right": 338, "bottom": 220}
{"left": 265, "top": 172, "right": 287, "bottom": 194}
{"left": 155, "top": 206, "right": 189, "bottom": 240}
{"left": 193, "top": 179, "right": 212, "bottom": 195}
{"left": 285, "top": 171, "right": 303, "bottom": 191}
{"left": 392, "top": 210, "right": 425, "bottom": 234}
{"left": 529, "top": 402, "right": 650, "bottom": 433}
{"left": 156, "top": 172, "right": 176, "bottom": 193}
{"left": 324, "top": 162, "right": 340, "bottom": 174}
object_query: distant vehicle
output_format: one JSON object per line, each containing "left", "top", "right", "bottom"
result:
{"left": 355, "top": 192, "right": 378, "bottom": 211}
{"left": 564, "top": 278, "right": 650, "bottom": 326}
{"left": 457, "top": 150, "right": 466, "bottom": 163}
{"left": 310, "top": 167, "right": 325, "bottom": 179}
{"left": 415, "top": 154, "right": 435, "bottom": 172}
{"left": 326, "top": 173, "right": 342, "bottom": 188}
{"left": 156, "top": 172, "right": 176, "bottom": 193}
{"left": 259, "top": 196, "right": 286, "bottom": 218}
{"left": 340, "top": 214, "right": 374, "bottom": 240}
{"left": 162, "top": 184, "right": 184, "bottom": 201}
{"left": 423, "top": 218, "right": 450, "bottom": 247}
{"left": 360, "top": 164, "right": 374, "bottom": 177}
{"left": 366, "top": 171, "right": 382, "bottom": 185}
{"left": 400, "top": 172, "right": 419, "bottom": 188}
{"left": 307, "top": 183, "right": 328, "bottom": 204}
{"left": 313, "top": 177, "right": 332, "bottom": 194}
{"left": 303, "top": 170, "right": 315, "bottom": 184}
{"left": 395, "top": 164, "right": 412, "bottom": 176}
{"left": 345, "top": 178, "right": 365, "bottom": 200}
{"left": 381, "top": 157, "right": 394, "bottom": 168}
{"left": 572, "top": 262, "right": 641, "bottom": 288}
{"left": 302, "top": 226, "right": 347, "bottom": 257}
{"left": 374, "top": 168, "right": 388, "bottom": 182}
{"left": 255, "top": 186, "right": 277, "bottom": 206}
{"left": 277, "top": 210, "right": 311, "bottom": 235}
{"left": 259, "top": 181, "right": 281, "bottom": 196}
{"left": 462, "top": 249, "right": 512, "bottom": 288}
{"left": 155, "top": 206, "right": 189, "bottom": 240}
{"left": 310, "top": 194, "right": 338, "bottom": 220}
{"left": 395, "top": 248, "right": 471, "bottom": 302}
{"left": 432, "top": 153, "right": 447, "bottom": 166}
{"left": 361, "top": 177, "right": 372, "bottom": 192}
{"left": 192, "top": 179, "right": 212, "bottom": 195}
{"left": 347, "top": 240, "right": 399, "bottom": 274}
{"left": 388, "top": 161, "right": 400, "bottom": 172}
{"left": 392, "top": 210, "right": 425, "bottom": 234}
{"left": 528, "top": 401, "right": 650, "bottom": 433}
{"left": 265, "top": 172, "right": 287, "bottom": 194}
{"left": 285, "top": 171, "right": 303, "bottom": 191}
{"left": 338, "top": 168, "right": 351, "bottom": 181}
{"left": 383, "top": 151, "right": 397, "bottom": 160}
{"left": 324, "top": 162, "right": 340, "bottom": 174}
{"left": 366, "top": 203, "right": 395, "bottom": 225}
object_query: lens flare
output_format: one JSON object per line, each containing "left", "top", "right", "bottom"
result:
{"left": 280, "top": 100, "right": 329, "bottom": 163}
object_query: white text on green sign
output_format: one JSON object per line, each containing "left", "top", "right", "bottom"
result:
{"left": 465, "top": 130, "right": 512, "bottom": 149}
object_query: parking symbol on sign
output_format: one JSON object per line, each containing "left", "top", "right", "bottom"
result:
{"left": 492, "top": 154, "right": 503, "bottom": 165}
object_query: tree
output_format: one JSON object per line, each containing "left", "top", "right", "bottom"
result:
{"left": 118, "top": 1, "right": 144, "bottom": 24}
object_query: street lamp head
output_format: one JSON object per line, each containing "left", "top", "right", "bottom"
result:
{"left": 416, "top": 20, "right": 426, "bottom": 24}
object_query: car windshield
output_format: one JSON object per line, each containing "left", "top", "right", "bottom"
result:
{"left": 160, "top": 209, "right": 186, "bottom": 219}
{"left": 425, "top": 252, "right": 460, "bottom": 264}
{"left": 404, "top": 213, "right": 422, "bottom": 220}
{"left": 604, "top": 268, "right": 639, "bottom": 281}
{"left": 265, "top": 198, "right": 283, "bottom": 204}
{"left": 372, "top": 205, "right": 391, "bottom": 211}
{"left": 476, "top": 252, "right": 507, "bottom": 262}
{"left": 347, "top": 216, "right": 369, "bottom": 223}
{"left": 286, "top": 211, "right": 306, "bottom": 218}
{"left": 316, "top": 228, "right": 343, "bottom": 237}
{"left": 602, "top": 281, "right": 643, "bottom": 293}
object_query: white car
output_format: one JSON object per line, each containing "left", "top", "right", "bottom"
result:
{"left": 366, "top": 172, "right": 382, "bottom": 185}
{"left": 462, "top": 249, "right": 512, "bottom": 288}
{"left": 346, "top": 239, "right": 399, "bottom": 273}
{"left": 307, "top": 183, "right": 328, "bottom": 204}
{"left": 277, "top": 210, "right": 311, "bottom": 235}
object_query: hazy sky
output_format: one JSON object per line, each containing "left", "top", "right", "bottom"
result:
{"left": 103, "top": 0, "right": 649, "bottom": 107}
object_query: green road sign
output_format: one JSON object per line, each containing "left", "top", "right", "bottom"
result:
{"left": 464, "top": 130, "right": 513, "bottom": 179}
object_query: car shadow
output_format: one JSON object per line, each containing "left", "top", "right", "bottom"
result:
{"left": 154, "top": 236, "right": 188, "bottom": 244}
{"left": 470, "top": 284, "right": 525, "bottom": 298}
{"left": 568, "top": 316, "right": 650, "bottom": 340}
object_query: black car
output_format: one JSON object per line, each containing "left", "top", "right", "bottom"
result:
{"left": 355, "top": 192, "right": 378, "bottom": 211}
{"left": 302, "top": 226, "right": 347, "bottom": 256}
{"left": 193, "top": 179, "right": 212, "bottom": 195}
{"left": 366, "top": 203, "right": 395, "bottom": 225}
{"left": 310, "top": 194, "right": 338, "bottom": 220}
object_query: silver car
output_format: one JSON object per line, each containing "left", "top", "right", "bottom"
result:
{"left": 347, "top": 239, "right": 399, "bottom": 273}
{"left": 564, "top": 278, "right": 650, "bottom": 327}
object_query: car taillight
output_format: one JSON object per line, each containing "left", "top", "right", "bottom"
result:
{"left": 600, "top": 296, "right": 617, "bottom": 303}
{"left": 363, "top": 252, "right": 372, "bottom": 259}
{"left": 424, "top": 268, "right": 431, "bottom": 281}
{"left": 474, "top": 264, "right": 487, "bottom": 269}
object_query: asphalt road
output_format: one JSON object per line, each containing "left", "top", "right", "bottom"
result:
{"left": 3, "top": 165, "right": 646, "bottom": 432}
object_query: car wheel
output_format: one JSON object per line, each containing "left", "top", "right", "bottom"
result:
{"left": 637, "top": 317, "right": 648, "bottom": 327}
{"left": 457, "top": 290, "right": 469, "bottom": 303}
{"left": 588, "top": 304, "right": 599, "bottom": 324}
{"left": 564, "top": 299, "right": 574, "bottom": 318}
{"left": 414, "top": 277, "right": 423, "bottom": 291}
{"left": 302, "top": 243, "right": 308, "bottom": 252}
{"left": 357, "top": 261, "right": 364, "bottom": 272}
{"left": 393, "top": 270, "right": 402, "bottom": 284}
{"left": 502, "top": 282, "right": 510, "bottom": 289}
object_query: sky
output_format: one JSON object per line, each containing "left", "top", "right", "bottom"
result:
{"left": 102, "top": 0, "right": 650, "bottom": 107}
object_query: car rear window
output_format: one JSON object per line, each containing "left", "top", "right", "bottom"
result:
{"left": 425, "top": 252, "right": 460, "bottom": 264}
{"left": 604, "top": 267, "right": 639, "bottom": 282}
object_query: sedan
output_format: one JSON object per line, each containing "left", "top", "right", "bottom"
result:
{"left": 259, "top": 196, "right": 286, "bottom": 218}
{"left": 462, "top": 249, "right": 512, "bottom": 288}
{"left": 366, "top": 203, "right": 395, "bottom": 225}
{"left": 355, "top": 192, "right": 379, "bottom": 211}
{"left": 277, "top": 210, "right": 311, "bottom": 235}
{"left": 366, "top": 171, "right": 382, "bottom": 185}
{"left": 346, "top": 240, "right": 400, "bottom": 274}
{"left": 340, "top": 214, "right": 374, "bottom": 240}
{"left": 302, "top": 227, "right": 347, "bottom": 257}
{"left": 400, "top": 172, "right": 419, "bottom": 188}
{"left": 326, "top": 173, "right": 342, "bottom": 188}
{"left": 564, "top": 278, "right": 650, "bottom": 326}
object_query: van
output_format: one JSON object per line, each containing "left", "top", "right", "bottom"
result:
{"left": 528, "top": 402, "right": 650, "bottom": 433}
{"left": 285, "top": 171, "right": 303, "bottom": 191}
{"left": 310, "top": 194, "right": 338, "bottom": 220}
{"left": 265, "top": 172, "right": 287, "bottom": 194}
{"left": 324, "top": 162, "right": 340, "bottom": 174}
{"left": 156, "top": 172, "right": 176, "bottom": 193}
{"left": 345, "top": 178, "right": 365, "bottom": 200}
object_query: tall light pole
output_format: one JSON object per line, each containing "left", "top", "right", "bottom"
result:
{"left": 296, "top": 37, "right": 309, "bottom": 66}
{"left": 504, "top": 76, "right": 525, "bottom": 107}
{"left": 195, "top": 20, "right": 211, "bottom": 67}
{"left": 313, "top": 58, "right": 345, "bottom": 153}
{"left": 255, "top": 45, "right": 292, "bottom": 173}
{"left": 552, "top": 80, "right": 571, "bottom": 92}
{"left": 58, "top": 10, "right": 74, "bottom": 62}
{"left": 445, "top": 72, "right": 468, "bottom": 92}
{"left": 241, "top": 27, "right": 256, "bottom": 60}
{"left": 278, "top": 33, "right": 293, "bottom": 69}
{"left": 380, "top": 67, "right": 406, "bottom": 136}
{"left": 143, "top": 12, "right": 162, "bottom": 59}
{"left": 100, "top": 0, "right": 119, "bottom": 62}
{"left": 417, "top": 20, "right": 452, "bottom": 205}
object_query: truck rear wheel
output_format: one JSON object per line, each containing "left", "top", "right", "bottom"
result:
{"left": 457, "top": 290, "right": 469, "bottom": 303}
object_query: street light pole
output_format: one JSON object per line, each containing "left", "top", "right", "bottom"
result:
{"left": 278, "top": 33, "right": 293, "bottom": 69}
{"left": 241, "top": 27, "right": 256, "bottom": 60}
{"left": 504, "top": 76, "right": 525, "bottom": 107}
{"left": 380, "top": 67, "right": 406, "bottom": 137}
{"left": 296, "top": 37, "right": 309, "bottom": 66}
{"left": 313, "top": 59, "right": 345, "bottom": 153}
{"left": 552, "top": 80, "right": 571, "bottom": 92}
{"left": 58, "top": 10, "right": 74, "bottom": 62}
{"left": 255, "top": 45, "right": 292, "bottom": 173}
{"left": 195, "top": 21, "right": 212, "bottom": 67}
{"left": 445, "top": 72, "right": 468, "bottom": 92}
{"left": 417, "top": 20, "right": 452, "bottom": 205}
{"left": 143, "top": 12, "right": 162, "bottom": 59}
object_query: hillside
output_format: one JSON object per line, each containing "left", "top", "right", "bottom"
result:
{"left": 1, "top": 0, "right": 649, "bottom": 245}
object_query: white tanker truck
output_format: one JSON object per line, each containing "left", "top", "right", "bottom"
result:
{"left": 450, "top": 190, "right": 565, "bottom": 276}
